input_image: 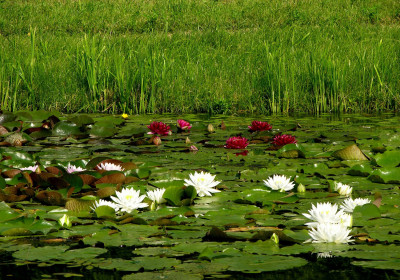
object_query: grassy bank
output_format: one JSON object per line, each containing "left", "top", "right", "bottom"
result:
{"left": 0, "top": 0, "right": 399, "bottom": 114}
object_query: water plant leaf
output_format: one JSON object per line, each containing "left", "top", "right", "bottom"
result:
{"left": 52, "top": 121, "right": 83, "bottom": 137}
{"left": 69, "top": 115, "right": 94, "bottom": 126}
{"left": 367, "top": 168, "right": 400, "bottom": 184}
{"left": 213, "top": 254, "right": 307, "bottom": 273}
{"left": 353, "top": 204, "right": 381, "bottom": 220}
{"left": 95, "top": 205, "right": 115, "bottom": 218}
{"left": 276, "top": 144, "right": 306, "bottom": 158}
{"left": 372, "top": 150, "right": 400, "bottom": 168}
{"left": 348, "top": 164, "right": 373, "bottom": 177}
{"left": 332, "top": 144, "right": 369, "bottom": 160}
{"left": 90, "top": 123, "right": 118, "bottom": 138}
{"left": 163, "top": 186, "right": 185, "bottom": 206}
{"left": 122, "top": 271, "right": 203, "bottom": 280}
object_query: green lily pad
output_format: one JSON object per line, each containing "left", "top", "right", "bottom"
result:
{"left": 372, "top": 151, "right": 400, "bottom": 168}
{"left": 276, "top": 144, "right": 306, "bottom": 158}
{"left": 367, "top": 168, "right": 400, "bottom": 184}
{"left": 332, "top": 144, "right": 369, "bottom": 161}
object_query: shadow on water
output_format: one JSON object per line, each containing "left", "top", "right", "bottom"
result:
{"left": 0, "top": 255, "right": 399, "bottom": 280}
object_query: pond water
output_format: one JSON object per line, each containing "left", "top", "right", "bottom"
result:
{"left": 0, "top": 112, "right": 399, "bottom": 279}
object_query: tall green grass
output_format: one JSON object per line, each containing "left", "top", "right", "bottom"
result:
{"left": 0, "top": 0, "right": 399, "bottom": 114}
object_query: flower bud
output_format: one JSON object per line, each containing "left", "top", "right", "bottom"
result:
{"left": 297, "top": 183, "right": 306, "bottom": 193}
{"left": 190, "top": 145, "right": 198, "bottom": 151}
{"left": 207, "top": 124, "right": 214, "bottom": 133}
{"left": 59, "top": 214, "right": 72, "bottom": 228}
{"left": 153, "top": 136, "right": 162, "bottom": 146}
{"left": 185, "top": 137, "right": 191, "bottom": 144}
{"left": 271, "top": 232, "right": 279, "bottom": 244}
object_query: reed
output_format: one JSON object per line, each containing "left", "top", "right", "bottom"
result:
{"left": 0, "top": 0, "right": 399, "bottom": 114}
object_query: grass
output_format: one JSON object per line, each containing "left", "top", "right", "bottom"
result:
{"left": 0, "top": 0, "right": 399, "bottom": 114}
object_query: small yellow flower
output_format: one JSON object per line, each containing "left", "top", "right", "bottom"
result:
{"left": 121, "top": 113, "right": 128, "bottom": 119}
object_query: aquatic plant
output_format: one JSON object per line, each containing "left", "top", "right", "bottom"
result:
{"left": 146, "top": 188, "right": 166, "bottom": 204}
{"left": 184, "top": 171, "right": 221, "bottom": 197}
{"left": 147, "top": 121, "right": 171, "bottom": 136}
{"left": 177, "top": 119, "right": 191, "bottom": 131}
{"left": 20, "top": 165, "right": 39, "bottom": 172}
{"left": 307, "top": 223, "right": 354, "bottom": 244}
{"left": 263, "top": 175, "right": 295, "bottom": 192}
{"left": 341, "top": 198, "right": 371, "bottom": 213}
{"left": 248, "top": 120, "right": 272, "bottom": 132}
{"left": 97, "top": 162, "right": 124, "bottom": 171}
{"left": 66, "top": 164, "right": 85, "bottom": 173}
{"left": 91, "top": 199, "right": 120, "bottom": 212}
{"left": 334, "top": 182, "right": 353, "bottom": 197}
{"left": 303, "top": 202, "right": 346, "bottom": 228}
{"left": 225, "top": 136, "right": 249, "bottom": 149}
{"left": 110, "top": 188, "right": 148, "bottom": 213}
{"left": 272, "top": 134, "right": 297, "bottom": 146}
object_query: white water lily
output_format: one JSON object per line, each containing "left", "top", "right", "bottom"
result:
{"left": 303, "top": 202, "right": 345, "bottom": 228}
{"left": 340, "top": 198, "right": 371, "bottom": 213}
{"left": 307, "top": 223, "right": 354, "bottom": 244}
{"left": 97, "top": 162, "right": 124, "bottom": 171}
{"left": 339, "top": 213, "right": 353, "bottom": 228}
{"left": 147, "top": 188, "right": 166, "bottom": 204}
{"left": 317, "top": 252, "right": 334, "bottom": 258}
{"left": 91, "top": 199, "right": 120, "bottom": 212}
{"left": 111, "top": 188, "right": 148, "bottom": 213}
{"left": 334, "top": 182, "right": 352, "bottom": 197}
{"left": 66, "top": 163, "right": 85, "bottom": 173}
{"left": 184, "top": 171, "right": 221, "bottom": 197}
{"left": 20, "top": 165, "right": 39, "bottom": 172}
{"left": 263, "top": 175, "right": 295, "bottom": 192}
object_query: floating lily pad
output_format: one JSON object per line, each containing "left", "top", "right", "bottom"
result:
{"left": 332, "top": 144, "right": 369, "bottom": 161}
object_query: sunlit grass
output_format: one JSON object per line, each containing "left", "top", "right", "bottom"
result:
{"left": 0, "top": 0, "right": 399, "bottom": 113}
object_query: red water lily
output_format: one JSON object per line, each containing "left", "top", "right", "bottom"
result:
{"left": 248, "top": 121, "right": 272, "bottom": 132}
{"left": 147, "top": 121, "right": 171, "bottom": 136}
{"left": 177, "top": 119, "right": 192, "bottom": 131}
{"left": 225, "top": 136, "right": 249, "bottom": 149}
{"left": 272, "top": 134, "right": 297, "bottom": 146}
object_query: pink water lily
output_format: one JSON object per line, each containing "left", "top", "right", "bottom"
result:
{"left": 147, "top": 121, "right": 171, "bottom": 136}
{"left": 225, "top": 136, "right": 249, "bottom": 149}
{"left": 272, "top": 134, "right": 297, "bottom": 146}
{"left": 177, "top": 119, "right": 192, "bottom": 131}
{"left": 248, "top": 121, "right": 272, "bottom": 132}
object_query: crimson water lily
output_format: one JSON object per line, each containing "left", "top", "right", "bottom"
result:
{"left": 177, "top": 119, "right": 192, "bottom": 131}
{"left": 225, "top": 136, "right": 249, "bottom": 149}
{"left": 147, "top": 121, "right": 171, "bottom": 136}
{"left": 272, "top": 134, "right": 297, "bottom": 146}
{"left": 248, "top": 121, "right": 272, "bottom": 132}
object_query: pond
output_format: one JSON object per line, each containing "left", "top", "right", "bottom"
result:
{"left": 0, "top": 111, "right": 399, "bottom": 279}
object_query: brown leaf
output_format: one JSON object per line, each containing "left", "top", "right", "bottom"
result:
{"left": 94, "top": 173, "right": 126, "bottom": 185}
{"left": 46, "top": 166, "right": 62, "bottom": 175}
{"left": 48, "top": 177, "right": 70, "bottom": 190}
{"left": 120, "top": 162, "right": 138, "bottom": 171}
{"left": 36, "top": 190, "right": 64, "bottom": 206}
{"left": 373, "top": 192, "right": 382, "bottom": 208}
{"left": 78, "top": 174, "right": 97, "bottom": 186}
{"left": 2, "top": 169, "right": 21, "bottom": 178}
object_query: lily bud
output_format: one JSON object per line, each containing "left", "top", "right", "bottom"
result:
{"left": 271, "top": 232, "right": 279, "bottom": 244}
{"left": 59, "top": 214, "right": 72, "bottom": 228}
{"left": 190, "top": 145, "right": 198, "bottom": 151}
{"left": 297, "top": 183, "right": 306, "bottom": 193}
{"left": 185, "top": 137, "right": 191, "bottom": 144}
{"left": 153, "top": 136, "right": 162, "bottom": 146}
{"left": 207, "top": 124, "right": 214, "bottom": 133}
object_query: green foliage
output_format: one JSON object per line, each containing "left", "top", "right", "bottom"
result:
{"left": 0, "top": 0, "right": 399, "bottom": 114}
